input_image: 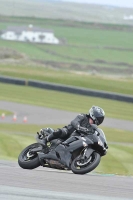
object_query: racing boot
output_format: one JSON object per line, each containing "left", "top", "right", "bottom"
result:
{"left": 42, "top": 137, "right": 49, "bottom": 153}
{"left": 37, "top": 135, "right": 49, "bottom": 153}
{"left": 36, "top": 132, "right": 48, "bottom": 148}
{"left": 46, "top": 129, "right": 62, "bottom": 141}
{"left": 37, "top": 128, "right": 63, "bottom": 152}
{"left": 41, "top": 132, "right": 62, "bottom": 153}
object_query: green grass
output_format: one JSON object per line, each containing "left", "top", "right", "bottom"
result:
{"left": 101, "top": 127, "right": 133, "bottom": 143}
{"left": 0, "top": 40, "right": 49, "bottom": 61}
{"left": 0, "top": 109, "right": 13, "bottom": 116}
{"left": 55, "top": 27, "right": 133, "bottom": 48}
{"left": 0, "top": 65, "right": 133, "bottom": 96}
{"left": 0, "top": 83, "right": 133, "bottom": 121}
{"left": 36, "top": 44, "right": 133, "bottom": 65}
{"left": 0, "top": 132, "right": 35, "bottom": 160}
{"left": 0, "top": 33, "right": 133, "bottom": 66}
{"left": 0, "top": 124, "right": 133, "bottom": 144}
{"left": 0, "top": 125, "right": 133, "bottom": 175}
{"left": 0, "top": 17, "right": 133, "bottom": 76}
{"left": 0, "top": 124, "right": 60, "bottom": 135}
{"left": 1, "top": 19, "right": 133, "bottom": 48}
{"left": 97, "top": 144, "right": 133, "bottom": 175}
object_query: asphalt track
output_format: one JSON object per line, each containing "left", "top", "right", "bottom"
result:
{"left": 0, "top": 101, "right": 133, "bottom": 131}
{"left": 0, "top": 101, "right": 133, "bottom": 200}
{"left": 0, "top": 160, "right": 133, "bottom": 200}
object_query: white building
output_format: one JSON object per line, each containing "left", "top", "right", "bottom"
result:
{"left": 123, "top": 15, "right": 133, "bottom": 20}
{"left": 0, "top": 25, "right": 60, "bottom": 44}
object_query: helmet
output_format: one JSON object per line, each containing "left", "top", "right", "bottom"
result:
{"left": 88, "top": 106, "right": 105, "bottom": 125}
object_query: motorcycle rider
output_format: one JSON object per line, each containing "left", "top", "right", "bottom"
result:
{"left": 37, "top": 105, "right": 105, "bottom": 147}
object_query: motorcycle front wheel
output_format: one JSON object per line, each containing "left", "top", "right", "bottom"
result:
{"left": 18, "top": 143, "right": 42, "bottom": 169}
{"left": 71, "top": 152, "right": 100, "bottom": 175}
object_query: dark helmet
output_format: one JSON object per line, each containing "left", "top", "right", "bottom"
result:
{"left": 88, "top": 106, "right": 105, "bottom": 125}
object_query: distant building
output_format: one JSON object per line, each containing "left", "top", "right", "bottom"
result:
{"left": 123, "top": 15, "right": 133, "bottom": 20}
{"left": 0, "top": 25, "right": 60, "bottom": 44}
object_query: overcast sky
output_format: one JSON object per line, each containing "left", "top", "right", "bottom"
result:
{"left": 62, "top": 0, "right": 133, "bottom": 8}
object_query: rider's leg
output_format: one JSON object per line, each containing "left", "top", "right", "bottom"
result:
{"left": 38, "top": 128, "right": 68, "bottom": 146}
{"left": 47, "top": 128, "right": 68, "bottom": 142}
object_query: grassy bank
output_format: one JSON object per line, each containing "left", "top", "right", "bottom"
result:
{"left": 97, "top": 144, "right": 133, "bottom": 175}
{"left": 0, "top": 65, "right": 133, "bottom": 95}
{"left": 0, "top": 83, "right": 133, "bottom": 121}
{"left": 0, "top": 17, "right": 133, "bottom": 76}
{"left": 0, "top": 109, "right": 13, "bottom": 116}
{"left": 0, "top": 123, "right": 133, "bottom": 144}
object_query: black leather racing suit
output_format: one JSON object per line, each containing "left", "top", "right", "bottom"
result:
{"left": 46, "top": 113, "right": 95, "bottom": 142}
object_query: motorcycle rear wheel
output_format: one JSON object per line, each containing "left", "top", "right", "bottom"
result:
{"left": 18, "top": 143, "right": 42, "bottom": 169}
{"left": 71, "top": 152, "right": 100, "bottom": 175}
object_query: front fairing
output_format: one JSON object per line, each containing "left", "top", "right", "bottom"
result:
{"left": 54, "top": 137, "right": 85, "bottom": 168}
{"left": 43, "top": 135, "right": 93, "bottom": 168}
{"left": 92, "top": 128, "right": 108, "bottom": 156}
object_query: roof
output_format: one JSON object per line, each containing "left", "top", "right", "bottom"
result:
{"left": 2, "top": 26, "right": 53, "bottom": 34}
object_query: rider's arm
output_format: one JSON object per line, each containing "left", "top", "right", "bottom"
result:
{"left": 70, "top": 114, "right": 85, "bottom": 129}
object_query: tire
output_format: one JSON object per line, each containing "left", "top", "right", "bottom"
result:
{"left": 18, "top": 143, "right": 42, "bottom": 169}
{"left": 71, "top": 152, "right": 101, "bottom": 175}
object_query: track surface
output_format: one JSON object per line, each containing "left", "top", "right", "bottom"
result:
{"left": 0, "top": 101, "right": 133, "bottom": 131}
{"left": 0, "top": 160, "right": 133, "bottom": 200}
{"left": 0, "top": 101, "right": 133, "bottom": 200}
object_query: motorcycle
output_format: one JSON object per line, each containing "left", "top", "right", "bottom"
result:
{"left": 18, "top": 124, "right": 108, "bottom": 175}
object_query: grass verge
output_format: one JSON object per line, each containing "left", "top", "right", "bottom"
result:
{"left": 0, "top": 124, "right": 133, "bottom": 144}
{"left": 0, "top": 109, "right": 13, "bottom": 116}
{"left": 0, "top": 83, "right": 133, "bottom": 121}
{"left": 97, "top": 144, "right": 133, "bottom": 176}
{"left": 0, "top": 64, "right": 133, "bottom": 95}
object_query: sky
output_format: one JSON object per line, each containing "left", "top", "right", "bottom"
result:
{"left": 62, "top": 0, "right": 133, "bottom": 8}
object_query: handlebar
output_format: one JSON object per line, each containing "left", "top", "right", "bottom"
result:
{"left": 77, "top": 126, "right": 90, "bottom": 134}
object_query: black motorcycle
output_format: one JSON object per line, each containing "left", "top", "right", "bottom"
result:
{"left": 18, "top": 124, "right": 108, "bottom": 175}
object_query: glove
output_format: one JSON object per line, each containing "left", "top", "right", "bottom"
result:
{"left": 37, "top": 128, "right": 45, "bottom": 139}
{"left": 76, "top": 124, "right": 80, "bottom": 131}
{"left": 76, "top": 125, "right": 89, "bottom": 133}
{"left": 80, "top": 127, "right": 89, "bottom": 133}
